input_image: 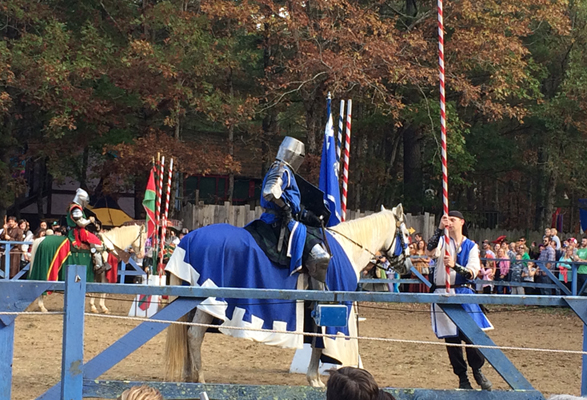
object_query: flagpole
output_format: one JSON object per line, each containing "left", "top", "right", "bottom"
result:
{"left": 319, "top": 93, "right": 343, "bottom": 227}
{"left": 341, "top": 99, "right": 352, "bottom": 221}
{"left": 153, "top": 154, "right": 161, "bottom": 269}
{"left": 337, "top": 100, "right": 345, "bottom": 178}
{"left": 159, "top": 158, "right": 173, "bottom": 273}
{"left": 438, "top": 0, "right": 451, "bottom": 292}
{"left": 157, "top": 156, "right": 165, "bottom": 272}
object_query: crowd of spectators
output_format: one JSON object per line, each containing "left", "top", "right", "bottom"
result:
{"left": 386, "top": 227, "right": 587, "bottom": 296}
{"left": 1, "top": 217, "right": 73, "bottom": 278}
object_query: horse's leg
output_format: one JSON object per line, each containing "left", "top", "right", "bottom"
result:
{"left": 307, "top": 346, "right": 325, "bottom": 387}
{"left": 89, "top": 292, "right": 99, "bottom": 313}
{"left": 38, "top": 294, "right": 48, "bottom": 313}
{"left": 98, "top": 272, "right": 110, "bottom": 314}
{"left": 186, "top": 309, "right": 213, "bottom": 383}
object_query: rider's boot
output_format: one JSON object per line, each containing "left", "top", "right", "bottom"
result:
{"left": 306, "top": 244, "right": 330, "bottom": 283}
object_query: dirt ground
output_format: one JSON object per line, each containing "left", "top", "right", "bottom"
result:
{"left": 11, "top": 294, "right": 584, "bottom": 399}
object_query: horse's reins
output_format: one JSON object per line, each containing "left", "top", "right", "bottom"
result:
{"left": 327, "top": 220, "right": 407, "bottom": 271}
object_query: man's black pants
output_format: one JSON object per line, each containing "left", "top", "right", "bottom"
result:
{"left": 444, "top": 330, "right": 485, "bottom": 377}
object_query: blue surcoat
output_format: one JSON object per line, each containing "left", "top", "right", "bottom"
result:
{"left": 259, "top": 162, "right": 306, "bottom": 273}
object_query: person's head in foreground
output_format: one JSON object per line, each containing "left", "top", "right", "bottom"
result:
{"left": 117, "top": 385, "right": 164, "bottom": 400}
{"left": 327, "top": 367, "right": 395, "bottom": 400}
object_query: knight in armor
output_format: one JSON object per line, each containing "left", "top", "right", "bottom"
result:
{"left": 256, "top": 137, "right": 331, "bottom": 285}
{"left": 67, "top": 188, "right": 110, "bottom": 274}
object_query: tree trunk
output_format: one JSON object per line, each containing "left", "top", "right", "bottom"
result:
{"left": 305, "top": 100, "right": 319, "bottom": 155}
{"left": 544, "top": 171, "right": 557, "bottom": 230}
{"left": 134, "top": 174, "right": 147, "bottom": 220}
{"left": 534, "top": 147, "right": 547, "bottom": 231}
{"left": 36, "top": 160, "right": 46, "bottom": 220}
{"left": 402, "top": 125, "right": 423, "bottom": 213}
{"left": 228, "top": 68, "right": 235, "bottom": 203}
{"left": 406, "top": 0, "right": 418, "bottom": 17}
{"left": 80, "top": 146, "right": 89, "bottom": 190}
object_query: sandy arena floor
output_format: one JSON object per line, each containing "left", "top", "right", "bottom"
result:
{"left": 11, "top": 294, "right": 584, "bottom": 399}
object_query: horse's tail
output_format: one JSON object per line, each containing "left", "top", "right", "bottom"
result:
{"left": 165, "top": 274, "right": 189, "bottom": 381}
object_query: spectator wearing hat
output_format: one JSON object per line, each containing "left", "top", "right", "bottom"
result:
{"left": 426, "top": 211, "right": 493, "bottom": 390}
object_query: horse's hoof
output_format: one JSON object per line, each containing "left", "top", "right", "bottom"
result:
{"left": 101, "top": 308, "right": 110, "bottom": 315}
{"left": 90, "top": 306, "right": 99, "bottom": 314}
{"left": 40, "top": 307, "right": 48, "bottom": 313}
{"left": 308, "top": 378, "right": 325, "bottom": 388}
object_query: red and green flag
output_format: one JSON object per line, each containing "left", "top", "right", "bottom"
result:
{"left": 143, "top": 168, "right": 157, "bottom": 238}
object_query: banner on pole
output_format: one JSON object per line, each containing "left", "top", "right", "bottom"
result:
{"left": 319, "top": 94, "right": 342, "bottom": 227}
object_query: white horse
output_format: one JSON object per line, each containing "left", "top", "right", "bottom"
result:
{"left": 29, "top": 224, "right": 147, "bottom": 313}
{"left": 165, "top": 205, "right": 412, "bottom": 387}
{"left": 89, "top": 224, "right": 147, "bottom": 314}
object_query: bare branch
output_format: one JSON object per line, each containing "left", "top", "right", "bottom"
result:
{"left": 257, "top": 71, "right": 329, "bottom": 112}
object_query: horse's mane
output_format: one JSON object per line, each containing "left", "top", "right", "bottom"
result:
{"left": 101, "top": 224, "right": 142, "bottom": 249}
{"left": 330, "top": 210, "right": 395, "bottom": 248}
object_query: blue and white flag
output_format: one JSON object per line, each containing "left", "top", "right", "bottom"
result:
{"left": 319, "top": 96, "right": 342, "bottom": 227}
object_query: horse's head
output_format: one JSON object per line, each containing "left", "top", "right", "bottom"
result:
{"left": 381, "top": 204, "right": 412, "bottom": 275}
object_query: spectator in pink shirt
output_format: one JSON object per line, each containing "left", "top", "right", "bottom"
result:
{"left": 494, "top": 248, "right": 510, "bottom": 294}
{"left": 478, "top": 248, "right": 495, "bottom": 294}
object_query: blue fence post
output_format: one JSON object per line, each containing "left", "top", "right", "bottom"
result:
{"left": 0, "top": 318, "right": 15, "bottom": 399}
{"left": 583, "top": 324, "right": 587, "bottom": 397}
{"left": 440, "top": 304, "right": 534, "bottom": 390}
{"left": 119, "top": 260, "right": 127, "bottom": 283}
{"left": 4, "top": 243, "right": 10, "bottom": 280}
{"left": 573, "top": 264, "right": 579, "bottom": 296}
{"left": 61, "top": 264, "right": 87, "bottom": 400}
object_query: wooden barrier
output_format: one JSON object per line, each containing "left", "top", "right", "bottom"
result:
{"left": 2, "top": 268, "right": 587, "bottom": 399}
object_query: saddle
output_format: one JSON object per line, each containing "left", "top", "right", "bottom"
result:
{"left": 244, "top": 219, "right": 326, "bottom": 282}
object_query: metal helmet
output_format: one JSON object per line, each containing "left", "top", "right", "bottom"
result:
{"left": 276, "top": 136, "right": 305, "bottom": 172}
{"left": 73, "top": 188, "right": 90, "bottom": 209}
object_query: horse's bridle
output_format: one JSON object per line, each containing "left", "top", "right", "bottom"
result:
{"left": 328, "top": 218, "right": 409, "bottom": 272}
{"left": 383, "top": 220, "right": 409, "bottom": 272}
{"left": 132, "top": 224, "right": 145, "bottom": 253}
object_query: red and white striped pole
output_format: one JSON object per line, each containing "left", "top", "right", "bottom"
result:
{"left": 156, "top": 156, "right": 165, "bottom": 271}
{"left": 159, "top": 158, "right": 173, "bottom": 272}
{"left": 341, "top": 99, "right": 352, "bottom": 221}
{"left": 438, "top": 0, "right": 451, "bottom": 292}
{"left": 337, "top": 100, "right": 345, "bottom": 178}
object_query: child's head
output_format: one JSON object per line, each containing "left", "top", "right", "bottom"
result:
{"left": 117, "top": 385, "right": 164, "bottom": 400}
{"left": 327, "top": 367, "right": 386, "bottom": 400}
{"left": 515, "top": 254, "right": 522, "bottom": 260}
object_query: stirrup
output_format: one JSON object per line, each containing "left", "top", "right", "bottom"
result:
{"left": 306, "top": 244, "right": 330, "bottom": 283}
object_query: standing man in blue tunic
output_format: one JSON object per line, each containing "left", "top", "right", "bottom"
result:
{"left": 259, "top": 136, "right": 331, "bottom": 285}
{"left": 427, "top": 210, "right": 493, "bottom": 390}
